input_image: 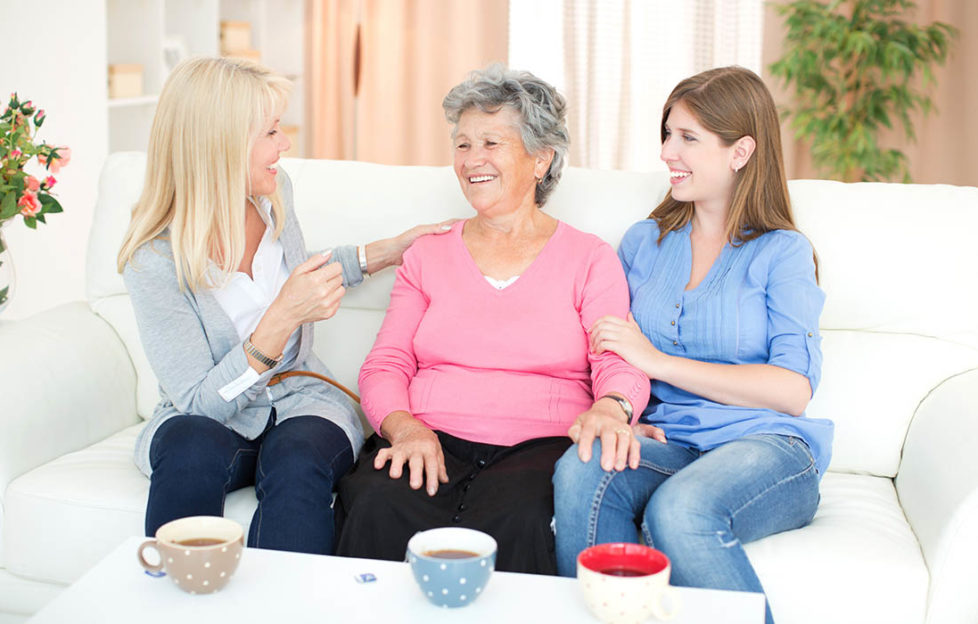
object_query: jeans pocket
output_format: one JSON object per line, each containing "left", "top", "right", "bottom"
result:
{"left": 785, "top": 435, "right": 817, "bottom": 474}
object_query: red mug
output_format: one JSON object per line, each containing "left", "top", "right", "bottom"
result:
{"left": 577, "top": 543, "right": 680, "bottom": 622}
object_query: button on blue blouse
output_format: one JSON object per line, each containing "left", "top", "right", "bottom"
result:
{"left": 620, "top": 220, "right": 834, "bottom": 476}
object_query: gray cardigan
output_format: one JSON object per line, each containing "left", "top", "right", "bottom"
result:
{"left": 123, "top": 172, "right": 365, "bottom": 476}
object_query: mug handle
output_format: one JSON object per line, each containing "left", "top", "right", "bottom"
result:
{"left": 137, "top": 539, "right": 165, "bottom": 575}
{"left": 651, "top": 585, "right": 682, "bottom": 621}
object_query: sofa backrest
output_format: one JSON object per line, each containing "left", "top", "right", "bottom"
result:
{"left": 87, "top": 152, "right": 978, "bottom": 478}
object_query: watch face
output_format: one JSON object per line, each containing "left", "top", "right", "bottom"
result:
{"left": 604, "top": 395, "right": 631, "bottom": 419}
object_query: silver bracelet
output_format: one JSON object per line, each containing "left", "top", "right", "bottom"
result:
{"left": 244, "top": 336, "right": 283, "bottom": 369}
{"left": 358, "top": 244, "right": 369, "bottom": 275}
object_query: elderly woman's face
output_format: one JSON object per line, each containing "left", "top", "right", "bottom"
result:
{"left": 453, "top": 107, "right": 550, "bottom": 216}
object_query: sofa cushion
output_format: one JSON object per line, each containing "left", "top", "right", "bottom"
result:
{"left": 2, "top": 424, "right": 256, "bottom": 585}
{"left": 809, "top": 330, "right": 978, "bottom": 476}
{"left": 792, "top": 179, "right": 978, "bottom": 348}
{"left": 748, "top": 472, "right": 928, "bottom": 624}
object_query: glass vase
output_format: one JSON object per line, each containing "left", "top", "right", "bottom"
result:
{"left": 0, "top": 225, "right": 14, "bottom": 315}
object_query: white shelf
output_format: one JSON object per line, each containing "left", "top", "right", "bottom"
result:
{"left": 105, "top": 0, "right": 305, "bottom": 155}
{"left": 107, "top": 95, "right": 160, "bottom": 108}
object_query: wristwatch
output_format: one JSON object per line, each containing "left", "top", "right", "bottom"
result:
{"left": 599, "top": 394, "right": 633, "bottom": 422}
{"left": 244, "top": 336, "right": 283, "bottom": 369}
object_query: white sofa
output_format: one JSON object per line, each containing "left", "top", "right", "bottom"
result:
{"left": 2, "top": 152, "right": 977, "bottom": 623}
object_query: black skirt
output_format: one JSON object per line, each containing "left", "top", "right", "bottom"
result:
{"left": 335, "top": 432, "right": 571, "bottom": 575}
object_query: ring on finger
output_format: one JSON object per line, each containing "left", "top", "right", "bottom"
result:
{"left": 615, "top": 428, "right": 631, "bottom": 437}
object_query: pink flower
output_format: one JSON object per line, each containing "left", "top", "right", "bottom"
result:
{"left": 34, "top": 109, "right": 45, "bottom": 126}
{"left": 18, "top": 190, "right": 40, "bottom": 217}
{"left": 25, "top": 175, "right": 40, "bottom": 191}
{"left": 43, "top": 175, "right": 56, "bottom": 189}
{"left": 10, "top": 149, "right": 22, "bottom": 159}
{"left": 38, "top": 146, "right": 71, "bottom": 173}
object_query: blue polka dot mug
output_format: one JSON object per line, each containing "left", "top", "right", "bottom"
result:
{"left": 406, "top": 527, "right": 497, "bottom": 608}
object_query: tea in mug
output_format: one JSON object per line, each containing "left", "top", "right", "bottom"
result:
{"left": 599, "top": 567, "right": 649, "bottom": 577}
{"left": 176, "top": 537, "right": 225, "bottom": 547}
{"left": 423, "top": 549, "right": 480, "bottom": 559}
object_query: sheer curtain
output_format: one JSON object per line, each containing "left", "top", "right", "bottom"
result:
{"left": 306, "top": 0, "right": 508, "bottom": 165}
{"left": 510, "top": 0, "right": 763, "bottom": 171}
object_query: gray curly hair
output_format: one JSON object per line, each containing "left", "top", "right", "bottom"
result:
{"left": 442, "top": 64, "right": 569, "bottom": 207}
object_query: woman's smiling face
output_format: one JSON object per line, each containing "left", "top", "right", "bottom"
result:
{"left": 453, "top": 107, "right": 550, "bottom": 217}
{"left": 249, "top": 114, "right": 291, "bottom": 197}
{"left": 660, "top": 100, "right": 740, "bottom": 213}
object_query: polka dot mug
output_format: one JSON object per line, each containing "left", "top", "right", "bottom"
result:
{"left": 137, "top": 516, "right": 244, "bottom": 595}
{"left": 406, "top": 527, "right": 497, "bottom": 608}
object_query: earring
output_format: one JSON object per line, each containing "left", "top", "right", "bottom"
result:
{"left": 733, "top": 164, "right": 742, "bottom": 173}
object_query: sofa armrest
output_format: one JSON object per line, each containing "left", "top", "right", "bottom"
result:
{"left": 896, "top": 367, "right": 978, "bottom": 624}
{"left": 0, "top": 302, "right": 139, "bottom": 499}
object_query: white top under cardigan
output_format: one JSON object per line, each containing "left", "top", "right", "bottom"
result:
{"left": 210, "top": 197, "right": 300, "bottom": 401}
{"left": 123, "top": 171, "right": 365, "bottom": 476}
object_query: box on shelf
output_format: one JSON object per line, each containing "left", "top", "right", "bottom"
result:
{"left": 223, "top": 48, "right": 261, "bottom": 63}
{"left": 220, "top": 21, "right": 252, "bottom": 54}
{"left": 107, "top": 64, "right": 143, "bottom": 99}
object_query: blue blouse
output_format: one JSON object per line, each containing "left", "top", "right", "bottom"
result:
{"left": 620, "top": 219, "right": 833, "bottom": 476}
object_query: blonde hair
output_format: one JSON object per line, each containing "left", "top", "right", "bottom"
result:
{"left": 652, "top": 66, "right": 795, "bottom": 245}
{"left": 117, "top": 57, "right": 292, "bottom": 291}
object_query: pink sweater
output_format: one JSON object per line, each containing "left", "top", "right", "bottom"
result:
{"left": 359, "top": 220, "right": 651, "bottom": 446}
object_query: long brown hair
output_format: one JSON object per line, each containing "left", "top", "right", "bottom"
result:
{"left": 652, "top": 66, "right": 796, "bottom": 246}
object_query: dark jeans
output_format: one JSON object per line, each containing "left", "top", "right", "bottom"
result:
{"left": 145, "top": 412, "right": 354, "bottom": 555}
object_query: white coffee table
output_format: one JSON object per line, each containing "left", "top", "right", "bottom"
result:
{"left": 28, "top": 536, "right": 765, "bottom": 623}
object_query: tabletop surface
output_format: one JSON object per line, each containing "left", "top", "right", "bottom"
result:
{"left": 29, "top": 536, "right": 765, "bottom": 623}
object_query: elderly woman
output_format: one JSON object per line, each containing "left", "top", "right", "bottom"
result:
{"left": 335, "top": 66, "right": 650, "bottom": 574}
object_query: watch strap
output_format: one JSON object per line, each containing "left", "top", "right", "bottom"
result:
{"left": 599, "top": 394, "right": 633, "bottom": 422}
{"left": 244, "top": 336, "right": 283, "bottom": 369}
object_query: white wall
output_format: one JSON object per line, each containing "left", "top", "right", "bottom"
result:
{"left": 0, "top": 0, "right": 108, "bottom": 319}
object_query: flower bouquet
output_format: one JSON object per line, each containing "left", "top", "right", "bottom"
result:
{"left": 0, "top": 92, "right": 71, "bottom": 309}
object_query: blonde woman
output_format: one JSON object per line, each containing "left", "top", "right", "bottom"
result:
{"left": 117, "top": 57, "right": 451, "bottom": 554}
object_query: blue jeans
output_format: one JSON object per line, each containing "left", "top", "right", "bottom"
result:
{"left": 553, "top": 434, "right": 819, "bottom": 624}
{"left": 146, "top": 413, "right": 354, "bottom": 554}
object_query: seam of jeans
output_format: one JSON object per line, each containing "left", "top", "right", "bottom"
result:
{"left": 585, "top": 469, "right": 618, "bottom": 548}
{"left": 588, "top": 457, "right": 678, "bottom": 548}
{"left": 253, "top": 451, "right": 267, "bottom": 546}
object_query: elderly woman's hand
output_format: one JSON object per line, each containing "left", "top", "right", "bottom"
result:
{"left": 375, "top": 411, "right": 449, "bottom": 496}
{"left": 569, "top": 398, "right": 641, "bottom": 472}
{"left": 363, "top": 219, "right": 459, "bottom": 275}
{"left": 568, "top": 399, "right": 667, "bottom": 472}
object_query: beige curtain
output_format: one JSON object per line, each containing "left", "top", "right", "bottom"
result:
{"left": 763, "top": 1, "right": 978, "bottom": 186}
{"left": 306, "top": 0, "right": 509, "bottom": 165}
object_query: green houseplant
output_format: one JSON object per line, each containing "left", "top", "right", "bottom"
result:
{"left": 769, "top": 0, "right": 956, "bottom": 182}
